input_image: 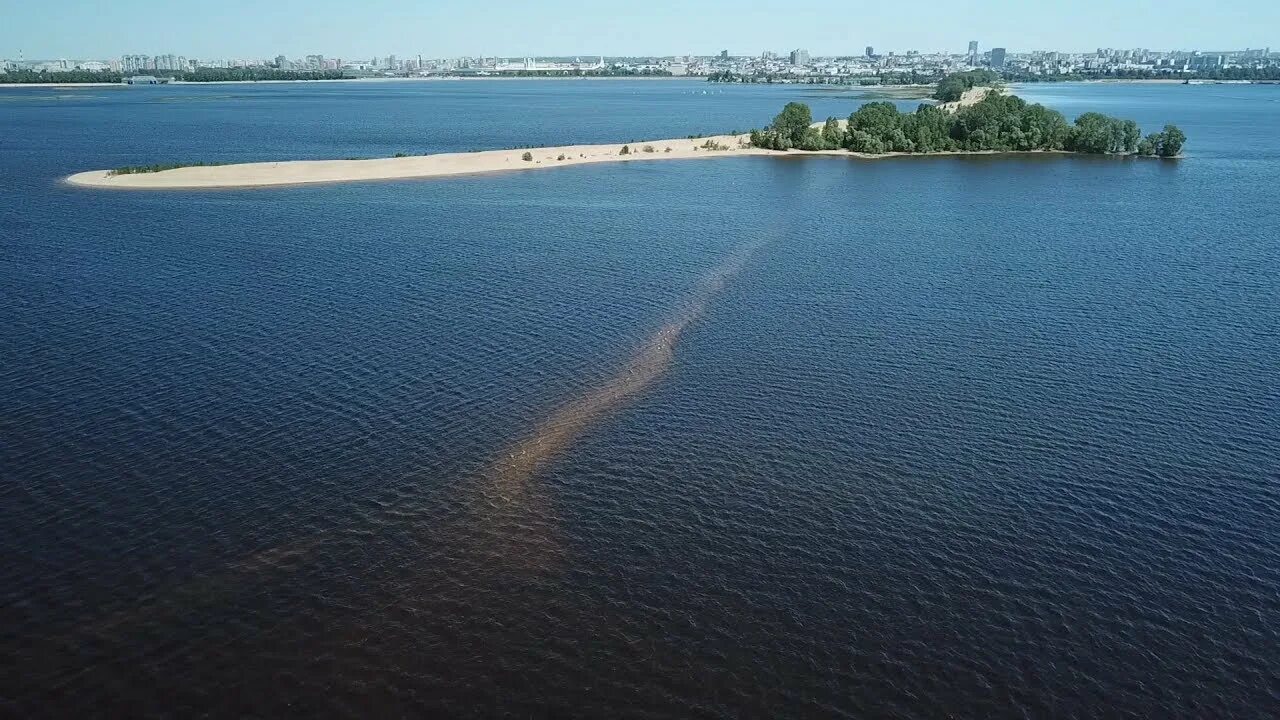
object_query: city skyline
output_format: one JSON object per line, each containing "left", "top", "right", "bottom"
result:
{"left": 6, "top": 44, "right": 1276, "bottom": 67}
{"left": 2, "top": 0, "right": 1277, "bottom": 60}
{"left": 7, "top": 45, "right": 1273, "bottom": 81}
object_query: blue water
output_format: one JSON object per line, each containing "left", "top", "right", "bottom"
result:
{"left": 2, "top": 79, "right": 1278, "bottom": 717}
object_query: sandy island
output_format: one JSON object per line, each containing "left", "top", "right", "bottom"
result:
{"left": 66, "top": 87, "right": 1002, "bottom": 190}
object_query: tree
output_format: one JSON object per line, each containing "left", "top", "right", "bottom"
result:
{"left": 1121, "top": 120, "right": 1142, "bottom": 154}
{"left": 1158, "top": 124, "right": 1186, "bottom": 157}
{"left": 848, "top": 102, "right": 901, "bottom": 137}
{"left": 769, "top": 102, "right": 813, "bottom": 145}
{"left": 821, "top": 117, "right": 844, "bottom": 150}
{"left": 797, "top": 127, "right": 826, "bottom": 151}
{"left": 1066, "top": 112, "right": 1115, "bottom": 154}
{"left": 846, "top": 129, "right": 886, "bottom": 154}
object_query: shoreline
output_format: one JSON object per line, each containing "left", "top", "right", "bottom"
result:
{"left": 0, "top": 76, "right": 685, "bottom": 89}
{"left": 63, "top": 85, "right": 1174, "bottom": 190}
{"left": 63, "top": 87, "right": 1089, "bottom": 190}
{"left": 67, "top": 133, "right": 768, "bottom": 189}
{"left": 66, "top": 142, "right": 1096, "bottom": 191}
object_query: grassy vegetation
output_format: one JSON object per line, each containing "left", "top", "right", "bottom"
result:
{"left": 106, "top": 161, "right": 229, "bottom": 176}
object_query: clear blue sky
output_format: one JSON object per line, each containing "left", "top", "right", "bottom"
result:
{"left": 3, "top": 0, "right": 1275, "bottom": 59}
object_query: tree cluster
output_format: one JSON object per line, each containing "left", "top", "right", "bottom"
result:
{"left": 749, "top": 91, "right": 1185, "bottom": 157}
{"left": 932, "top": 70, "right": 1000, "bottom": 102}
{"left": 1136, "top": 125, "right": 1187, "bottom": 157}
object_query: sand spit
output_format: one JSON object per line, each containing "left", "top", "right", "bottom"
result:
{"left": 66, "top": 133, "right": 773, "bottom": 189}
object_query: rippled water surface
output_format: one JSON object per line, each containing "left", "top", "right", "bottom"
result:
{"left": 2, "top": 80, "right": 1278, "bottom": 717}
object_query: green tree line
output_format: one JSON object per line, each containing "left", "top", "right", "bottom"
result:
{"left": 750, "top": 86, "right": 1184, "bottom": 157}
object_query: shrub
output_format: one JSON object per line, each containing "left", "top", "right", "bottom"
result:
{"left": 557, "top": 154, "right": 566, "bottom": 160}
{"left": 664, "top": 147, "right": 672, "bottom": 152}
{"left": 522, "top": 151, "right": 533, "bottom": 161}
{"left": 393, "top": 152, "right": 408, "bottom": 158}
{"left": 796, "top": 128, "right": 825, "bottom": 151}
{"left": 846, "top": 129, "right": 887, "bottom": 154}
{"left": 642, "top": 145, "right": 655, "bottom": 153}
{"left": 619, "top": 145, "right": 631, "bottom": 155}
{"left": 106, "top": 160, "right": 228, "bottom": 176}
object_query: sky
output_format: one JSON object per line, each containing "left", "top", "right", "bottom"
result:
{"left": 2, "top": 0, "right": 1276, "bottom": 60}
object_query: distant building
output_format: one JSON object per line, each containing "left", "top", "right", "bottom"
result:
{"left": 865, "top": 46, "right": 874, "bottom": 58}
{"left": 789, "top": 48, "right": 810, "bottom": 66}
{"left": 719, "top": 49, "right": 728, "bottom": 60}
{"left": 968, "top": 40, "right": 979, "bottom": 64}
{"left": 990, "top": 47, "right": 1007, "bottom": 68}
{"left": 275, "top": 55, "right": 288, "bottom": 68}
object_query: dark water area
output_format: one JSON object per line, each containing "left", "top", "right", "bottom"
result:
{"left": 2, "top": 80, "right": 1278, "bottom": 717}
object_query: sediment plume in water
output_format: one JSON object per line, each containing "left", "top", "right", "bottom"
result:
{"left": 484, "top": 245, "right": 756, "bottom": 494}
{"left": 46, "top": 243, "right": 759, "bottom": 666}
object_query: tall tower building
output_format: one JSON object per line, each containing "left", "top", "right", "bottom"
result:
{"left": 968, "top": 41, "right": 979, "bottom": 64}
{"left": 990, "top": 47, "right": 1007, "bottom": 68}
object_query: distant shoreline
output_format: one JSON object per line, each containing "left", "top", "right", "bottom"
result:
{"left": 0, "top": 76, "right": 686, "bottom": 89}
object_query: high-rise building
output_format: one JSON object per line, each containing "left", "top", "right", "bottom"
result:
{"left": 968, "top": 40, "right": 978, "bottom": 64}
{"left": 789, "top": 48, "right": 810, "bottom": 66}
{"left": 275, "top": 55, "right": 288, "bottom": 68}
{"left": 990, "top": 47, "right": 1007, "bottom": 68}
{"left": 719, "top": 49, "right": 728, "bottom": 60}
{"left": 865, "top": 46, "right": 874, "bottom": 58}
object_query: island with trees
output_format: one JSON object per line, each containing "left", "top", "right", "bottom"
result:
{"left": 66, "top": 73, "right": 1185, "bottom": 190}
{"left": 749, "top": 78, "right": 1185, "bottom": 158}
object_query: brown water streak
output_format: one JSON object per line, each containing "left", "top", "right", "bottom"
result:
{"left": 485, "top": 246, "right": 755, "bottom": 493}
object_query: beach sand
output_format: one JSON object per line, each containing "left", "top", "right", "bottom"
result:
{"left": 66, "top": 133, "right": 777, "bottom": 189}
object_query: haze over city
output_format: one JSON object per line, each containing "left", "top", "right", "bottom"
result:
{"left": 3, "top": 0, "right": 1277, "bottom": 58}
